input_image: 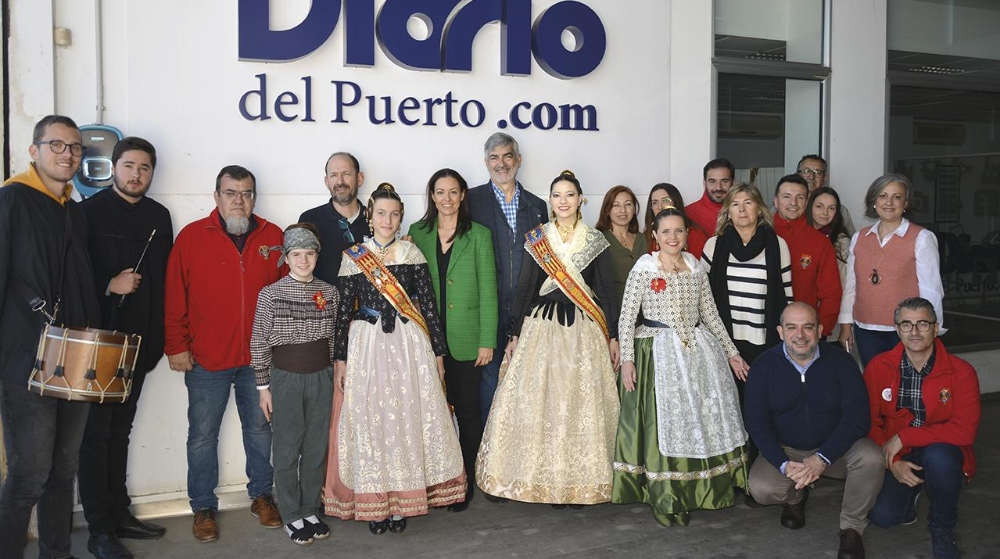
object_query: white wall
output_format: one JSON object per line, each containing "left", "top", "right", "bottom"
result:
{"left": 7, "top": 0, "right": 674, "bottom": 510}
{"left": 829, "top": 0, "right": 889, "bottom": 227}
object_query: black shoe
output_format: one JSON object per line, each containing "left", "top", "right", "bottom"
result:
{"left": 551, "top": 504, "right": 567, "bottom": 509}
{"left": 115, "top": 513, "right": 167, "bottom": 540}
{"left": 568, "top": 504, "right": 585, "bottom": 510}
{"left": 447, "top": 500, "right": 470, "bottom": 512}
{"left": 303, "top": 516, "right": 330, "bottom": 540}
{"left": 744, "top": 492, "right": 766, "bottom": 509}
{"left": 368, "top": 520, "right": 389, "bottom": 535}
{"left": 388, "top": 517, "right": 407, "bottom": 533}
{"left": 284, "top": 523, "right": 314, "bottom": 546}
{"left": 87, "top": 531, "right": 134, "bottom": 559}
{"left": 931, "top": 530, "right": 960, "bottom": 559}
{"left": 484, "top": 493, "right": 508, "bottom": 503}
{"left": 837, "top": 528, "right": 865, "bottom": 559}
{"left": 780, "top": 490, "right": 808, "bottom": 530}
{"left": 902, "top": 492, "right": 920, "bottom": 526}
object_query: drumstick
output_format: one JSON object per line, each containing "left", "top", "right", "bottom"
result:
{"left": 118, "top": 229, "right": 156, "bottom": 308}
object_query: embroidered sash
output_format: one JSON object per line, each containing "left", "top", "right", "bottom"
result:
{"left": 345, "top": 244, "right": 429, "bottom": 336}
{"left": 525, "top": 226, "right": 609, "bottom": 338}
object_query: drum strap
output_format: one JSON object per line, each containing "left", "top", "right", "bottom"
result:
{"left": 33, "top": 206, "right": 72, "bottom": 325}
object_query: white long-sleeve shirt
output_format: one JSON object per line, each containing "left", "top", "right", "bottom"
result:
{"left": 838, "top": 219, "right": 945, "bottom": 332}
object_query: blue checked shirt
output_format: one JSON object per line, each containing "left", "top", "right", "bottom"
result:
{"left": 491, "top": 182, "right": 521, "bottom": 232}
{"left": 898, "top": 351, "right": 936, "bottom": 427}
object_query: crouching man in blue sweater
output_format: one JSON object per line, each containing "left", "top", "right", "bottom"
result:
{"left": 745, "top": 302, "right": 884, "bottom": 559}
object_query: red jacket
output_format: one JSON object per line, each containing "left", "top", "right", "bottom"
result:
{"left": 864, "top": 339, "right": 981, "bottom": 480}
{"left": 685, "top": 193, "right": 722, "bottom": 238}
{"left": 773, "top": 214, "right": 842, "bottom": 333}
{"left": 164, "top": 212, "right": 285, "bottom": 371}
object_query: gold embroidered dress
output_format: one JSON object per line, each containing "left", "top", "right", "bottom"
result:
{"left": 612, "top": 252, "right": 748, "bottom": 526}
{"left": 322, "top": 240, "right": 466, "bottom": 521}
{"left": 476, "top": 222, "right": 620, "bottom": 504}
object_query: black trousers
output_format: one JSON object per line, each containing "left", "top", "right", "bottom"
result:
{"left": 0, "top": 380, "right": 91, "bottom": 559}
{"left": 444, "top": 355, "right": 483, "bottom": 491}
{"left": 734, "top": 339, "right": 770, "bottom": 464}
{"left": 77, "top": 370, "right": 149, "bottom": 534}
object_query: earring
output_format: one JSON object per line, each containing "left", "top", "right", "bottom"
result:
{"left": 550, "top": 210, "right": 556, "bottom": 219}
{"left": 576, "top": 208, "right": 582, "bottom": 220}
{"left": 367, "top": 219, "right": 374, "bottom": 236}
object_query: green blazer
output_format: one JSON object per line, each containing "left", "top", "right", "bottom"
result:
{"left": 407, "top": 220, "right": 498, "bottom": 361}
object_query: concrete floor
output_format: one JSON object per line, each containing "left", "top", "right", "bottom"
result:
{"left": 32, "top": 396, "right": 1000, "bottom": 558}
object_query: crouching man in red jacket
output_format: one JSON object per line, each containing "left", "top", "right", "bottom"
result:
{"left": 864, "top": 297, "right": 980, "bottom": 559}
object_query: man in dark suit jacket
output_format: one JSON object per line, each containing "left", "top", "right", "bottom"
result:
{"left": 467, "top": 132, "right": 547, "bottom": 430}
{"left": 299, "top": 152, "right": 369, "bottom": 285}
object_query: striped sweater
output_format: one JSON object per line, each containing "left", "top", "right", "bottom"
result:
{"left": 701, "top": 235, "right": 793, "bottom": 346}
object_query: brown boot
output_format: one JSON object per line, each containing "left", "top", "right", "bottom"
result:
{"left": 192, "top": 509, "right": 218, "bottom": 543}
{"left": 250, "top": 494, "right": 283, "bottom": 528}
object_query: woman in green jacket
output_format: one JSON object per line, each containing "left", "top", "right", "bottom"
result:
{"left": 408, "top": 168, "right": 498, "bottom": 512}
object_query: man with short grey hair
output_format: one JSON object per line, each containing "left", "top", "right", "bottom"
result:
{"left": 467, "top": 133, "right": 547, "bottom": 435}
{"left": 865, "top": 297, "right": 980, "bottom": 559}
{"left": 746, "top": 302, "right": 883, "bottom": 559}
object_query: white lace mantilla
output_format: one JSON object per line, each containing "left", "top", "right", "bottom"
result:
{"left": 337, "top": 239, "right": 426, "bottom": 277}
{"left": 617, "top": 252, "right": 747, "bottom": 458}
{"left": 527, "top": 222, "right": 609, "bottom": 298}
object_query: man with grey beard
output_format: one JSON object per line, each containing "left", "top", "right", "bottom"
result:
{"left": 164, "top": 165, "right": 285, "bottom": 542}
{"left": 299, "top": 152, "right": 369, "bottom": 285}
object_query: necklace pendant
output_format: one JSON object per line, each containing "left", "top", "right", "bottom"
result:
{"left": 869, "top": 269, "right": 881, "bottom": 285}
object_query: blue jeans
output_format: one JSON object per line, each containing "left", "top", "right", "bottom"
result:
{"left": 185, "top": 364, "right": 273, "bottom": 512}
{"left": 480, "top": 308, "right": 510, "bottom": 425}
{"left": 0, "top": 379, "right": 90, "bottom": 559}
{"left": 853, "top": 326, "right": 900, "bottom": 369}
{"left": 868, "top": 444, "right": 964, "bottom": 536}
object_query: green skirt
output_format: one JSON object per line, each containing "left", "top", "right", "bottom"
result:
{"left": 612, "top": 337, "right": 748, "bottom": 526}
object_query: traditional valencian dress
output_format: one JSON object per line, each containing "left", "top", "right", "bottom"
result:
{"left": 612, "top": 251, "right": 748, "bottom": 526}
{"left": 322, "top": 239, "right": 466, "bottom": 521}
{"left": 476, "top": 222, "right": 620, "bottom": 504}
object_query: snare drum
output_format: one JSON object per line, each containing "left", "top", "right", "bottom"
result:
{"left": 28, "top": 324, "right": 142, "bottom": 404}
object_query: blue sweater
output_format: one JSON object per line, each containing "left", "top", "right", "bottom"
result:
{"left": 745, "top": 341, "right": 870, "bottom": 470}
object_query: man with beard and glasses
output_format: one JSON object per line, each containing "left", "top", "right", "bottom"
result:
{"left": 164, "top": 165, "right": 285, "bottom": 543}
{"left": 686, "top": 158, "right": 735, "bottom": 236}
{"left": 745, "top": 302, "right": 883, "bottom": 559}
{"left": 78, "top": 137, "right": 173, "bottom": 559}
{"left": 0, "top": 114, "right": 101, "bottom": 559}
{"left": 299, "top": 152, "right": 369, "bottom": 285}
{"left": 467, "top": 132, "right": 547, "bottom": 436}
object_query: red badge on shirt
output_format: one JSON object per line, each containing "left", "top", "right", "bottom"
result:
{"left": 939, "top": 387, "right": 951, "bottom": 404}
{"left": 313, "top": 292, "right": 328, "bottom": 310}
{"left": 650, "top": 278, "right": 667, "bottom": 293}
{"left": 799, "top": 254, "right": 812, "bottom": 269}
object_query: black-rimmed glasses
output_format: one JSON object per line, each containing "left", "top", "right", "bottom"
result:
{"left": 35, "top": 140, "right": 86, "bottom": 156}
{"left": 797, "top": 168, "right": 827, "bottom": 178}
{"left": 896, "top": 320, "right": 935, "bottom": 333}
